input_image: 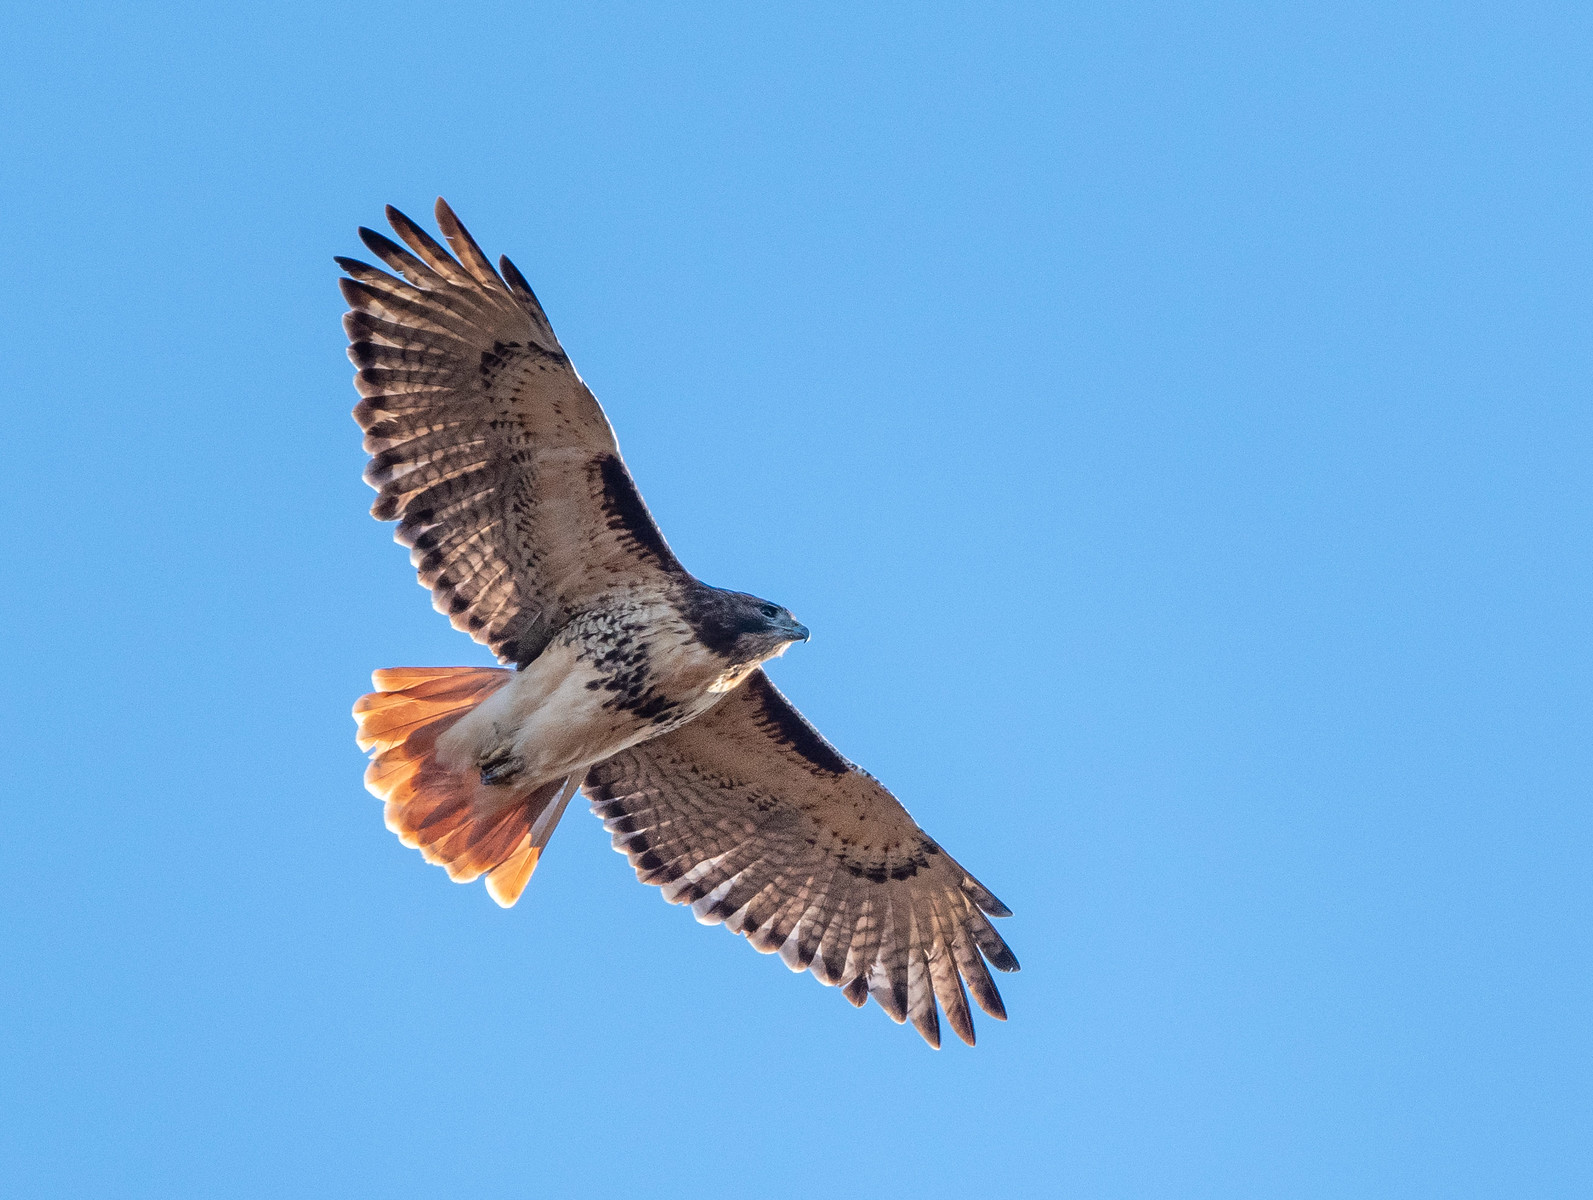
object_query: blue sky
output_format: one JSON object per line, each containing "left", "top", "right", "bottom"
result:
{"left": 2, "top": 2, "right": 1589, "bottom": 1196}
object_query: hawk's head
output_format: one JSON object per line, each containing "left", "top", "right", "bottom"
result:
{"left": 685, "top": 585, "right": 810, "bottom": 665}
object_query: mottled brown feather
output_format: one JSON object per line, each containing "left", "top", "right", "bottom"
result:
{"left": 339, "top": 201, "right": 684, "bottom": 667}
{"left": 584, "top": 669, "right": 1018, "bottom": 1048}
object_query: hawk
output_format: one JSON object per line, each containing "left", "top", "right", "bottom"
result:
{"left": 343, "top": 200, "right": 1018, "bottom": 1047}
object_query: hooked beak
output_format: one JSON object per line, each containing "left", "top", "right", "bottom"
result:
{"left": 787, "top": 620, "right": 811, "bottom": 643}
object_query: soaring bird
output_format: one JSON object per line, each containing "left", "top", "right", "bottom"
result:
{"left": 342, "top": 200, "right": 1018, "bottom": 1047}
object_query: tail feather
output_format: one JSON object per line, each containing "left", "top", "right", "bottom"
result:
{"left": 353, "top": 667, "right": 579, "bottom": 907}
{"left": 485, "top": 774, "right": 582, "bottom": 907}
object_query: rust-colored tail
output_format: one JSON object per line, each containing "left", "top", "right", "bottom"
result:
{"left": 353, "top": 667, "right": 580, "bottom": 907}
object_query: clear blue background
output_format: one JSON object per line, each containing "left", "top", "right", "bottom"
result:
{"left": 2, "top": 3, "right": 1588, "bottom": 1196}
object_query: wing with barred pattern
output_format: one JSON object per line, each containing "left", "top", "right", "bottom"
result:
{"left": 583, "top": 670, "right": 1018, "bottom": 1047}
{"left": 340, "top": 199, "right": 685, "bottom": 667}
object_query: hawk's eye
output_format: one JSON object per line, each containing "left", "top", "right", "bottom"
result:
{"left": 759, "top": 604, "right": 779, "bottom": 619}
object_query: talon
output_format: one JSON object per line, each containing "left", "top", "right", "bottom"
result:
{"left": 479, "top": 753, "right": 524, "bottom": 786}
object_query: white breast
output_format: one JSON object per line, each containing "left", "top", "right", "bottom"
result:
{"left": 433, "top": 598, "right": 737, "bottom": 787}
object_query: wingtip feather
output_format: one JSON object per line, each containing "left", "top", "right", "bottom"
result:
{"left": 433, "top": 197, "right": 504, "bottom": 288}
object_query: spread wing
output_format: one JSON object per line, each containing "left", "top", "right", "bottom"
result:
{"left": 583, "top": 671, "right": 1018, "bottom": 1047}
{"left": 340, "top": 199, "right": 685, "bottom": 667}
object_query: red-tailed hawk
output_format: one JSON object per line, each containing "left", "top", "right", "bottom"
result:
{"left": 343, "top": 200, "right": 1018, "bottom": 1047}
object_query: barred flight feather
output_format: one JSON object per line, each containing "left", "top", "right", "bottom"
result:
{"left": 583, "top": 670, "right": 1018, "bottom": 1048}
{"left": 339, "top": 198, "right": 679, "bottom": 668}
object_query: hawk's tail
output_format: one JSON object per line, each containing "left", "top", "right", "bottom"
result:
{"left": 353, "top": 667, "right": 581, "bottom": 907}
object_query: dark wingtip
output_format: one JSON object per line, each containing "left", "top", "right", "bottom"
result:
{"left": 358, "top": 226, "right": 401, "bottom": 256}
{"left": 431, "top": 197, "right": 504, "bottom": 286}
{"left": 434, "top": 196, "right": 468, "bottom": 235}
{"left": 500, "top": 254, "right": 536, "bottom": 299}
{"left": 988, "top": 944, "right": 1021, "bottom": 974}
{"left": 384, "top": 205, "right": 431, "bottom": 246}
